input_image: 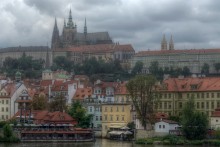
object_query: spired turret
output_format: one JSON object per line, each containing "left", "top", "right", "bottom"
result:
{"left": 15, "top": 71, "right": 22, "bottom": 82}
{"left": 169, "top": 35, "right": 174, "bottom": 50}
{"left": 51, "top": 18, "right": 60, "bottom": 50}
{"left": 161, "top": 34, "right": 167, "bottom": 50}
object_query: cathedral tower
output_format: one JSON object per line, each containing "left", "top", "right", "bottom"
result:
{"left": 161, "top": 34, "right": 167, "bottom": 50}
{"left": 169, "top": 35, "right": 174, "bottom": 50}
{"left": 62, "top": 9, "right": 77, "bottom": 47}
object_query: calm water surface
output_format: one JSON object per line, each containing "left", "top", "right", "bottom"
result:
{"left": 0, "top": 139, "right": 167, "bottom": 147}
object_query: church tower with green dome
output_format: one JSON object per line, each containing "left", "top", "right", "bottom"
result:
{"left": 15, "top": 71, "right": 21, "bottom": 82}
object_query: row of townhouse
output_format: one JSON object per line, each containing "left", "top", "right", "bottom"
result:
{"left": 70, "top": 76, "right": 220, "bottom": 137}
{"left": 0, "top": 80, "right": 29, "bottom": 122}
{"left": 157, "top": 76, "right": 220, "bottom": 117}
{"left": 72, "top": 80, "right": 135, "bottom": 137}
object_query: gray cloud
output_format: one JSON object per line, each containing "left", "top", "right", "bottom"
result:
{"left": 0, "top": 0, "right": 220, "bottom": 51}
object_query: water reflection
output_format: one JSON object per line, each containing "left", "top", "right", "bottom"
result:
{"left": 1, "top": 139, "right": 162, "bottom": 147}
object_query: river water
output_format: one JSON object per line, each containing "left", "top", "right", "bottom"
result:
{"left": 0, "top": 139, "right": 165, "bottom": 147}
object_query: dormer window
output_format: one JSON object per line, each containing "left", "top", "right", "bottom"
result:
{"left": 191, "top": 84, "right": 198, "bottom": 90}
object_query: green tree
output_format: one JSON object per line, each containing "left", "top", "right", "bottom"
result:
{"left": 3, "top": 124, "right": 13, "bottom": 138}
{"left": 201, "top": 63, "right": 209, "bottom": 75}
{"left": 149, "top": 61, "right": 159, "bottom": 75}
{"left": 126, "top": 75, "right": 158, "bottom": 129}
{"left": 131, "top": 61, "right": 143, "bottom": 75}
{"left": 181, "top": 66, "right": 191, "bottom": 77}
{"left": 32, "top": 95, "right": 48, "bottom": 110}
{"left": 214, "top": 63, "right": 220, "bottom": 72}
{"left": 52, "top": 56, "right": 74, "bottom": 72}
{"left": 181, "top": 98, "right": 208, "bottom": 140}
{"left": 68, "top": 101, "right": 92, "bottom": 128}
{"left": 49, "top": 95, "right": 67, "bottom": 112}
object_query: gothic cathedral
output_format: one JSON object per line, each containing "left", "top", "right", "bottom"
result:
{"left": 51, "top": 9, "right": 113, "bottom": 50}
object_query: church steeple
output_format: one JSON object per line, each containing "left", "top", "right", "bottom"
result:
{"left": 169, "top": 35, "right": 174, "bottom": 50}
{"left": 161, "top": 34, "right": 167, "bottom": 50}
{"left": 51, "top": 18, "right": 60, "bottom": 50}
{"left": 67, "top": 9, "right": 74, "bottom": 28}
{"left": 84, "top": 18, "right": 87, "bottom": 36}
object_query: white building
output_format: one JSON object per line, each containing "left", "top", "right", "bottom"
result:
{"left": 154, "top": 119, "right": 179, "bottom": 134}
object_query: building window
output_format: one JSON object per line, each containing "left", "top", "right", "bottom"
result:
{"left": 2, "top": 107, "right": 4, "bottom": 112}
{"left": 206, "top": 102, "right": 209, "bottom": 109}
{"left": 169, "top": 94, "right": 171, "bottom": 98}
{"left": 197, "top": 102, "right": 200, "bottom": 109}
{"left": 201, "top": 102, "right": 204, "bottom": 108}
{"left": 216, "top": 119, "right": 218, "bottom": 122}
{"left": 6, "top": 115, "right": 8, "bottom": 119}
{"left": 104, "top": 115, "right": 107, "bottom": 121}
{"left": 2, "top": 115, "right": 4, "bottom": 120}
{"left": 211, "top": 101, "right": 214, "bottom": 109}
{"left": 179, "top": 102, "right": 182, "bottom": 108}
{"left": 116, "top": 107, "right": 119, "bottom": 112}
{"left": 110, "top": 115, "right": 113, "bottom": 121}
{"left": 96, "top": 116, "right": 98, "bottom": 121}
{"left": 187, "top": 93, "right": 190, "bottom": 98}
{"left": 6, "top": 107, "right": 8, "bottom": 112}
{"left": 100, "top": 116, "right": 102, "bottom": 121}
{"left": 212, "top": 93, "right": 214, "bottom": 98}
{"left": 197, "top": 93, "right": 200, "bottom": 98}
{"left": 122, "top": 116, "right": 124, "bottom": 121}
{"left": 159, "top": 125, "right": 161, "bottom": 129}
{"left": 164, "top": 94, "right": 167, "bottom": 98}
{"left": 110, "top": 107, "right": 113, "bottom": 112}
{"left": 90, "top": 107, "right": 92, "bottom": 112}
{"left": 163, "top": 125, "right": 165, "bottom": 129}
{"left": 218, "top": 93, "right": 220, "bottom": 98}
{"left": 164, "top": 102, "right": 167, "bottom": 109}
{"left": 116, "top": 115, "right": 119, "bottom": 121}
{"left": 201, "top": 93, "right": 204, "bottom": 98}
{"left": 6, "top": 100, "right": 9, "bottom": 104}
{"left": 2, "top": 100, "right": 4, "bottom": 104}
{"left": 207, "top": 93, "right": 209, "bottom": 98}
{"left": 105, "top": 107, "right": 107, "bottom": 112}
{"left": 122, "top": 106, "right": 124, "bottom": 112}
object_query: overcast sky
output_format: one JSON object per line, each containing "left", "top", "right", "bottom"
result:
{"left": 0, "top": 0, "right": 220, "bottom": 51}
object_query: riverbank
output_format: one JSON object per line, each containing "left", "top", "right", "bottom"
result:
{"left": 136, "top": 135, "right": 220, "bottom": 146}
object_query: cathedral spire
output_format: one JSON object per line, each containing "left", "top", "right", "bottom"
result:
{"left": 84, "top": 17, "right": 87, "bottom": 36}
{"left": 67, "top": 9, "right": 74, "bottom": 28}
{"left": 161, "top": 34, "right": 167, "bottom": 50}
{"left": 51, "top": 18, "right": 60, "bottom": 49}
{"left": 169, "top": 35, "right": 174, "bottom": 50}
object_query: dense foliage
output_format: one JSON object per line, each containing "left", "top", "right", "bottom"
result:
{"left": 49, "top": 95, "right": 67, "bottom": 112}
{"left": 126, "top": 75, "right": 159, "bottom": 129}
{"left": 181, "top": 98, "right": 208, "bottom": 140}
{"left": 68, "top": 101, "right": 93, "bottom": 128}
{"left": 32, "top": 95, "right": 48, "bottom": 110}
{"left": 3, "top": 53, "right": 44, "bottom": 79}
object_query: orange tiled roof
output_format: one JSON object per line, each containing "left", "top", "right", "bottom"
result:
{"left": 135, "top": 48, "right": 220, "bottom": 57}
{"left": 40, "top": 80, "right": 52, "bottom": 87}
{"left": 115, "top": 82, "right": 129, "bottom": 95}
{"left": 73, "top": 87, "right": 92, "bottom": 100}
{"left": 160, "top": 77, "right": 220, "bottom": 92}
{"left": 211, "top": 108, "right": 220, "bottom": 117}
{"left": 13, "top": 110, "right": 77, "bottom": 125}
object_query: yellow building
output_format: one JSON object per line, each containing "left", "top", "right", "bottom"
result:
{"left": 0, "top": 88, "right": 11, "bottom": 121}
{"left": 157, "top": 77, "right": 220, "bottom": 117}
{"left": 101, "top": 103, "right": 131, "bottom": 137}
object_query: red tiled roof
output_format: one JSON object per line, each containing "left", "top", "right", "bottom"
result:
{"left": 40, "top": 80, "right": 52, "bottom": 87}
{"left": 211, "top": 108, "right": 220, "bottom": 117}
{"left": 13, "top": 110, "right": 77, "bottom": 125}
{"left": 73, "top": 87, "right": 92, "bottom": 100}
{"left": 115, "top": 82, "right": 129, "bottom": 95}
{"left": 135, "top": 48, "right": 220, "bottom": 57}
{"left": 160, "top": 77, "right": 220, "bottom": 92}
